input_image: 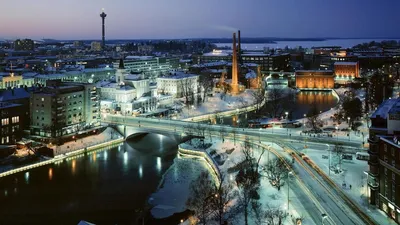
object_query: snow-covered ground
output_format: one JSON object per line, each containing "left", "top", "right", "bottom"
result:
{"left": 149, "top": 156, "right": 211, "bottom": 219}
{"left": 166, "top": 137, "right": 316, "bottom": 224}
{"left": 50, "top": 127, "right": 123, "bottom": 156}
{"left": 304, "top": 148, "right": 397, "bottom": 225}
{"left": 178, "top": 90, "right": 256, "bottom": 119}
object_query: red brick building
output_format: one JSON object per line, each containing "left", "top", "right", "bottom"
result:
{"left": 295, "top": 70, "right": 335, "bottom": 90}
{"left": 334, "top": 62, "right": 360, "bottom": 84}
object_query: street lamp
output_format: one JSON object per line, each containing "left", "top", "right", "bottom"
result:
{"left": 335, "top": 126, "right": 339, "bottom": 142}
{"left": 287, "top": 171, "right": 293, "bottom": 212}
{"left": 322, "top": 213, "right": 328, "bottom": 225}
{"left": 285, "top": 112, "right": 289, "bottom": 135}
{"left": 326, "top": 144, "right": 331, "bottom": 175}
{"left": 347, "top": 117, "right": 351, "bottom": 141}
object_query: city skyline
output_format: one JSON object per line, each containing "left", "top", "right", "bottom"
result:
{"left": 1, "top": 0, "right": 400, "bottom": 40}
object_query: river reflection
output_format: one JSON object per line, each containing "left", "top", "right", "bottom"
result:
{"left": 217, "top": 91, "right": 338, "bottom": 125}
{"left": 0, "top": 135, "right": 178, "bottom": 225}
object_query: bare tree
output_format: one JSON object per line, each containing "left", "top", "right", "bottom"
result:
{"left": 235, "top": 136, "right": 265, "bottom": 225}
{"left": 264, "top": 204, "right": 288, "bottom": 225}
{"left": 210, "top": 177, "right": 236, "bottom": 225}
{"left": 199, "top": 74, "right": 214, "bottom": 102}
{"left": 332, "top": 143, "right": 344, "bottom": 172}
{"left": 306, "top": 102, "right": 323, "bottom": 133}
{"left": 179, "top": 78, "right": 196, "bottom": 106}
{"left": 251, "top": 200, "right": 266, "bottom": 225}
{"left": 251, "top": 88, "right": 266, "bottom": 113}
{"left": 265, "top": 88, "right": 284, "bottom": 118}
{"left": 186, "top": 171, "right": 216, "bottom": 225}
{"left": 262, "top": 158, "right": 289, "bottom": 191}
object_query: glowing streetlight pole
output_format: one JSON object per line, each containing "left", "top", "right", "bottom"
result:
{"left": 347, "top": 117, "right": 351, "bottom": 141}
{"left": 285, "top": 112, "right": 289, "bottom": 135}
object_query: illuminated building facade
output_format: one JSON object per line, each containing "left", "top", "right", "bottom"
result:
{"left": 30, "top": 80, "right": 100, "bottom": 142}
{"left": 334, "top": 61, "right": 359, "bottom": 84}
{"left": 0, "top": 102, "right": 24, "bottom": 144}
{"left": 295, "top": 70, "right": 335, "bottom": 90}
{"left": 368, "top": 98, "right": 400, "bottom": 224}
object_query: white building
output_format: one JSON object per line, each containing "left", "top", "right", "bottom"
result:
{"left": 0, "top": 72, "right": 35, "bottom": 89}
{"left": 156, "top": 71, "right": 199, "bottom": 97}
{"left": 98, "top": 59, "right": 156, "bottom": 115}
{"left": 113, "top": 56, "right": 179, "bottom": 80}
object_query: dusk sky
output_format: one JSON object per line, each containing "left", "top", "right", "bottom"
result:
{"left": 1, "top": 0, "right": 399, "bottom": 40}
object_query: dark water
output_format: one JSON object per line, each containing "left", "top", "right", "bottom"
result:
{"left": 216, "top": 91, "right": 338, "bottom": 125}
{"left": 0, "top": 134, "right": 178, "bottom": 225}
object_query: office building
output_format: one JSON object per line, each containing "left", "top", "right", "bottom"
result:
{"left": 295, "top": 70, "right": 335, "bottom": 90}
{"left": 14, "top": 39, "right": 34, "bottom": 51}
{"left": 113, "top": 56, "right": 179, "bottom": 80}
{"left": 30, "top": 80, "right": 100, "bottom": 142}
{"left": 368, "top": 98, "right": 400, "bottom": 224}
{"left": 0, "top": 102, "right": 24, "bottom": 144}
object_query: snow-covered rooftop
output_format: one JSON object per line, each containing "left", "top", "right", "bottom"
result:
{"left": 125, "top": 56, "right": 154, "bottom": 60}
{"left": 125, "top": 74, "right": 145, "bottom": 81}
{"left": 158, "top": 72, "right": 198, "bottom": 80}
{"left": 334, "top": 62, "right": 358, "bottom": 66}
{"left": 371, "top": 98, "right": 399, "bottom": 119}
{"left": 202, "top": 50, "right": 232, "bottom": 57}
{"left": 191, "top": 61, "right": 228, "bottom": 68}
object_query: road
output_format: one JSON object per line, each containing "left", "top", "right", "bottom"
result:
{"left": 103, "top": 114, "right": 373, "bottom": 225}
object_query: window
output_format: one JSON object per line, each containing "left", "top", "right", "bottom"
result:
{"left": 384, "top": 144, "right": 388, "bottom": 152}
{"left": 1, "top": 118, "right": 9, "bottom": 126}
{"left": 391, "top": 148, "right": 395, "bottom": 156}
{"left": 12, "top": 116, "right": 19, "bottom": 124}
{"left": 41, "top": 98, "right": 44, "bottom": 102}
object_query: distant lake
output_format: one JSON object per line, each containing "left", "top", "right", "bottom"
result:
{"left": 215, "top": 38, "right": 400, "bottom": 50}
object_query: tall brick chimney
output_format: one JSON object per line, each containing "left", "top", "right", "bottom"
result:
{"left": 231, "top": 32, "right": 239, "bottom": 94}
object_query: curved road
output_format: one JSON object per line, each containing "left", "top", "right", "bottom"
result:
{"left": 103, "top": 114, "right": 373, "bottom": 225}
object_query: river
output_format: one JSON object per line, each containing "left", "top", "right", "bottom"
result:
{"left": 218, "top": 91, "right": 339, "bottom": 126}
{"left": 215, "top": 38, "right": 400, "bottom": 49}
{"left": 0, "top": 134, "right": 179, "bottom": 225}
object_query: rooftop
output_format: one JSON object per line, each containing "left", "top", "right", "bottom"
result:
{"left": 295, "top": 70, "right": 334, "bottom": 74}
{"left": 125, "top": 74, "right": 146, "bottom": 81}
{"left": 125, "top": 56, "right": 154, "bottom": 61}
{"left": 158, "top": 72, "right": 198, "bottom": 80}
{"left": 334, "top": 62, "right": 358, "bottom": 66}
{"left": 0, "top": 88, "right": 31, "bottom": 101}
{"left": 371, "top": 98, "right": 399, "bottom": 119}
